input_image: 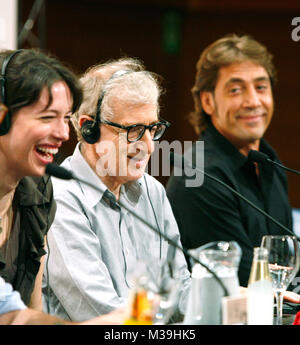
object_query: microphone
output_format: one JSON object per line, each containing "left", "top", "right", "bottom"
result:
{"left": 248, "top": 150, "right": 300, "bottom": 176}
{"left": 45, "top": 163, "right": 229, "bottom": 296}
{"left": 45, "top": 163, "right": 73, "bottom": 180}
{"left": 170, "top": 152, "right": 300, "bottom": 241}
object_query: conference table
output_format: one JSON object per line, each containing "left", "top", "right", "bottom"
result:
{"left": 282, "top": 303, "right": 299, "bottom": 325}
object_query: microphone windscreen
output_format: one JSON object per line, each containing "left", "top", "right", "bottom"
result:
{"left": 45, "top": 163, "right": 73, "bottom": 180}
{"left": 248, "top": 150, "right": 269, "bottom": 164}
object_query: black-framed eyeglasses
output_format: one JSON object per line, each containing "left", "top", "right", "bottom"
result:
{"left": 100, "top": 119, "right": 171, "bottom": 143}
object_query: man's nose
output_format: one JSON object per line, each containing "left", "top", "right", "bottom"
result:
{"left": 242, "top": 85, "right": 261, "bottom": 108}
{"left": 140, "top": 128, "right": 155, "bottom": 154}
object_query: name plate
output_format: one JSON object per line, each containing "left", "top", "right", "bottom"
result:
{"left": 222, "top": 295, "right": 248, "bottom": 325}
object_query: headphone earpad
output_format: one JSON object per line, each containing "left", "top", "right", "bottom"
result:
{"left": 0, "top": 103, "right": 11, "bottom": 136}
{"left": 80, "top": 120, "right": 100, "bottom": 144}
{"left": 0, "top": 50, "right": 24, "bottom": 136}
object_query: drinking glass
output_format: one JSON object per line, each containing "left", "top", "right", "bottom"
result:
{"left": 261, "top": 235, "right": 300, "bottom": 324}
{"left": 126, "top": 259, "right": 182, "bottom": 325}
{"left": 150, "top": 262, "right": 182, "bottom": 325}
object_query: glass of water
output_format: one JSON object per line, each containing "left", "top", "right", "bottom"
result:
{"left": 261, "top": 235, "right": 300, "bottom": 324}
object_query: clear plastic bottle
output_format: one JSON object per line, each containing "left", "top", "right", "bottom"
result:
{"left": 247, "top": 247, "right": 274, "bottom": 325}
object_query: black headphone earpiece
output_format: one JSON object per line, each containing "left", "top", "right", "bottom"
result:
{"left": 0, "top": 49, "right": 24, "bottom": 136}
{"left": 80, "top": 93, "right": 103, "bottom": 144}
{"left": 80, "top": 119, "right": 101, "bottom": 144}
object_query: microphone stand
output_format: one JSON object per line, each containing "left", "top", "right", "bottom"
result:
{"left": 248, "top": 150, "right": 300, "bottom": 176}
{"left": 266, "top": 160, "right": 300, "bottom": 176}
{"left": 170, "top": 152, "right": 299, "bottom": 241}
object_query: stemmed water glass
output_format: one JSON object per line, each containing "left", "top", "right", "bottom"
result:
{"left": 261, "top": 235, "right": 300, "bottom": 325}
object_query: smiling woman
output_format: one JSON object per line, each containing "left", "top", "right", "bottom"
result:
{"left": 0, "top": 49, "right": 82, "bottom": 308}
{"left": 2, "top": 81, "right": 72, "bottom": 179}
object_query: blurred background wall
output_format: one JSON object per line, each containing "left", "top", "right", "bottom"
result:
{"left": 18, "top": 0, "right": 300, "bottom": 207}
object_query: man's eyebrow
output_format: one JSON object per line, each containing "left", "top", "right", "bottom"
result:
{"left": 224, "top": 76, "right": 270, "bottom": 87}
{"left": 254, "top": 76, "right": 270, "bottom": 83}
{"left": 122, "top": 120, "right": 159, "bottom": 126}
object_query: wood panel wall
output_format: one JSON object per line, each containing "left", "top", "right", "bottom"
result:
{"left": 20, "top": 0, "right": 300, "bottom": 207}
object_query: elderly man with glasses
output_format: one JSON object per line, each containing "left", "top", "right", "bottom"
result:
{"left": 42, "top": 58, "right": 191, "bottom": 323}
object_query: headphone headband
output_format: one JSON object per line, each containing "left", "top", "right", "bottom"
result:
{"left": 81, "top": 69, "right": 134, "bottom": 144}
{"left": 94, "top": 69, "right": 133, "bottom": 124}
{"left": 0, "top": 50, "right": 24, "bottom": 135}
{"left": 1, "top": 50, "right": 24, "bottom": 104}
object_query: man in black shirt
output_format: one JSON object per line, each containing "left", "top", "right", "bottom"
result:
{"left": 166, "top": 34, "right": 293, "bottom": 287}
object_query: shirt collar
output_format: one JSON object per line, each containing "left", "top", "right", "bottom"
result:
{"left": 203, "top": 123, "right": 248, "bottom": 170}
{"left": 203, "top": 122, "right": 278, "bottom": 171}
{"left": 69, "top": 143, "right": 143, "bottom": 209}
{"left": 258, "top": 138, "right": 278, "bottom": 161}
{"left": 120, "top": 180, "right": 143, "bottom": 206}
{"left": 69, "top": 143, "right": 108, "bottom": 208}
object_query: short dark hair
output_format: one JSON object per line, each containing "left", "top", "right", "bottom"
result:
{"left": 189, "top": 34, "right": 277, "bottom": 135}
{"left": 0, "top": 48, "right": 82, "bottom": 116}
